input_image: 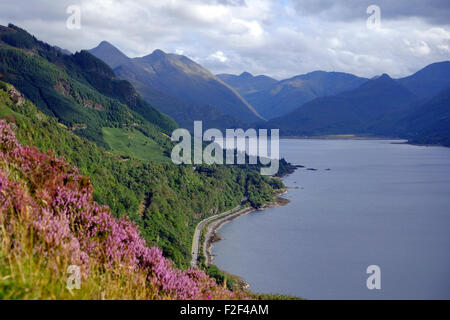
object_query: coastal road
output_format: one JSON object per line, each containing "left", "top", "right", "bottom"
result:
{"left": 190, "top": 192, "right": 286, "bottom": 267}
{"left": 190, "top": 204, "right": 244, "bottom": 267}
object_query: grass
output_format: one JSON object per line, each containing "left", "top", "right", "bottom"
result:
{"left": 102, "top": 127, "right": 169, "bottom": 162}
{"left": 0, "top": 104, "right": 23, "bottom": 120}
{"left": 0, "top": 219, "right": 157, "bottom": 300}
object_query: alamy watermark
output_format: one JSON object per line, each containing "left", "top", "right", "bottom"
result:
{"left": 366, "top": 265, "right": 381, "bottom": 290}
{"left": 171, "top": 121, "right": 280, "bottom": 176}
{"left": 66, "top": 265, "right": 81, "bottom": 290}
{"left": 366, "top": 5, "right": 381, "bottom": 30}
{"left": 66, "top": 5, "right": 81, "bottom": 30}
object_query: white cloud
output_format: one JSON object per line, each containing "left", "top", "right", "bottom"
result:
{"left": 209, "top": 50, "right": 228, "bottom": 62}
{"left": 408, "top": 41, "right": 431, "bottom": 56}
{"left": 0, "top": 0, "right": 449, "bottom": 79}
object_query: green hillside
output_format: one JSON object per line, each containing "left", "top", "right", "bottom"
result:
{"left": 0, "top": 80, "right": 284, "bottom": 267}
{"left": 102, "top": 127, "right": 168, "bottom": 162}
{"left": 0, "top": 24, "right": 176, "bottom": 154}
{"left": 0, "top": 23, "right": 291, "bottom": 269}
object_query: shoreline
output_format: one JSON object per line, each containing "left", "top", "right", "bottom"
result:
{"left": 202, "top": 189, "right": 291, "bottom": 288}
{"left": 279, "top": 135, "right": 401, "bottom": 140}
{"left": 280, "top": 136, "right": 450, "bottom": 149}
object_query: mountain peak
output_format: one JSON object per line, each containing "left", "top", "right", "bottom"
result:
{"left": 98, "top": 40, "right": 113, "bottom": 47}
{"left": 152, "top": 49, "right": 166, "bottom": 57}
{"left": 378, "top": 73, "right": 392, "bottom": 80}
{"left": 359, "top": 72, "right": 410, "bottom": 92}
{"left": 89, "top": 41, "right": 129, "bottom": 69}
{"left": 93, "top": 41, "right": 123, "bottom": 53}
{"left": 240, "top": 71, "right": 253, "bottom": 78}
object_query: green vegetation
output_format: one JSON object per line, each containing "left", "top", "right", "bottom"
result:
{"left": 0, "top": 24, "right": 293, "bottom": 273}
{"left": 205, "top": 265, "right": 239, "bottom": 291}
{"left": 0, "top": 82, "right": 287, "bottom": 268}
{"left": 0, "top": 121, "right": 245, "bottom": 300}
{"left": 102, "top": 127, "right": 168, "bottom": 162}
{"left": 249, "top": 293, "right": 303, "bottom": 300}
{"left": 0, "top": 24, "right": 176, "bottom": 152}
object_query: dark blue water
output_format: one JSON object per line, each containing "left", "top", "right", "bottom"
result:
{"left": 212, "top": 139, "right": 450, "bottom": 299}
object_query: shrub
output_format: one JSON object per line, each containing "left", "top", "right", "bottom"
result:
{"left": 0, "top": 120, "right": 244, "bottom": 300}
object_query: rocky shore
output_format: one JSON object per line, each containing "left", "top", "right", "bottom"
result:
{"left": 203, "top": 188, "right": 291, "bottom": 267}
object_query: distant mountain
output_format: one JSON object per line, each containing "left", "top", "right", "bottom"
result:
{"left": 267, "top": 74, "right": 417, "bottom": 135}
{"left": 89, "top": 40, "right": 130, "bottom": 69}
{"left": 401, "top": 87, "right": 450, "bottom": 146}
{"left": 219, "top": 70, "right": 368, "bottom": 119}
{"left": 87, "top": 40, "right": 450, "bottom": 145}
{"left": 127, "top": 83, "right": 246, "bottom": 131}
{"left": 397, "top": 61, "right": 450, "bottom": 99}
{"left": 112, "top": 58, "right": 246, "bottom": 131}
{"left": 89, "top": 43, "right": 263, "bottom": 124}
{"left": 216, "top": 72, "right": 278, "bottom": 96}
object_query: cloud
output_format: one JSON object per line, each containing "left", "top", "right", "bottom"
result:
{"left": 291, "top": 0, "right": 450, "bottom": 25}
{"left": 0, "top": 0, "right": 449, "bottom": 79}
{"left": 209, "top": 51, "right": 229, "bottom": 63}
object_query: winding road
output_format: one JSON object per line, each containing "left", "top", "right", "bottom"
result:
{"left": 190, "top": 202, "right": 246, "bottom": 267}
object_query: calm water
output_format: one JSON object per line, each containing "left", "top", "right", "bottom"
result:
{"left": 212, "top": 139, "right": 450, "bottom": 299}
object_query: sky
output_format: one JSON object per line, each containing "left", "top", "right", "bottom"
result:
{"left": 0, "top": 0, "right": 449, "bottom": 79}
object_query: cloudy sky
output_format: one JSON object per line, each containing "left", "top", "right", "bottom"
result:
{"left": 1, "top": 0, "right": 449, "bottom": 79}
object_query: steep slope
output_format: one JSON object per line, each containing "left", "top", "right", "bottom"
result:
{"left": 402, "top": 87, "right": 450, "bottom": 146}
{"left": 88, "top": 40, "right": 130, "bottom": 69}
{"left": 219, "top": 71, "right": 368, "bottom": 119}
{"left": 397, "top": 61, "right": 450, "bottom": 99}
{"left": 0, "top": 119, "right": 244, "bottom": 300}
{"left": 54, "top": 45, "right": 72, "bottom": 55}
{"left": 89, "top": 42, "right": 262, "bottom": 123}
{"left": 0, "top": 25, "right": 289, "bottom": 267}
{"left": 114, "top": 62, "right": 246, "bottom": 131}
{"left": 268, "top": 74, "right": 417, "bottom": 135}
{"left": 0, "top": 77, "right": 287, "bottom": 268}
{"left": 0, "top": 24, "right": 177, "bottom": 154}
{"left": 216, "top": 72, "right": 278, "bottom": 96}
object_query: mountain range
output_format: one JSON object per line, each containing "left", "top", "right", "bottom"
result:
{"left": 89, "top": 41, "right": 261, "bottom": 129}
{"left": 266, "top": 73, "right": 418, "bottom": 135}
{"left": 217, "top": 71, "right": 368, "bottom": 119}
{"left": 263, "top": 62, "right": 450, "bottom": 145}
{"left": 4, "top": 23, "right": 449, "bottom": 150}
{"left": 88, "top": 39, "right": 450, "bottom": 147}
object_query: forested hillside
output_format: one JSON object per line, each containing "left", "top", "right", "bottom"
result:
{"left": 0, "top": 24, "right": 286, "bottom": 268}
{"left": 0, "top": 118, "right": 244, "bottom": 299}
{"left": 0, "top": 24, "right": 176, "bottom": 153}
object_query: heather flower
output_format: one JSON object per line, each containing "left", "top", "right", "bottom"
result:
{"left": 0, "top": 120, "right": 243, "bottom": 300}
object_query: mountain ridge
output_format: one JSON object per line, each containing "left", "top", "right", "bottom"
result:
{"left": 218, "top": 70, "right": 369, "bottom": 119}
{"left": 89, "top": 40, "right": 130, "bottom": 69}
{"left": 397, "top": 61, "right": 450, "bottom": 99}
{"left": 266, "top": 73, "right": 418, "bottom": 135}
{"left": 89, "top": 42, "right": 264, "bottom": 125}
